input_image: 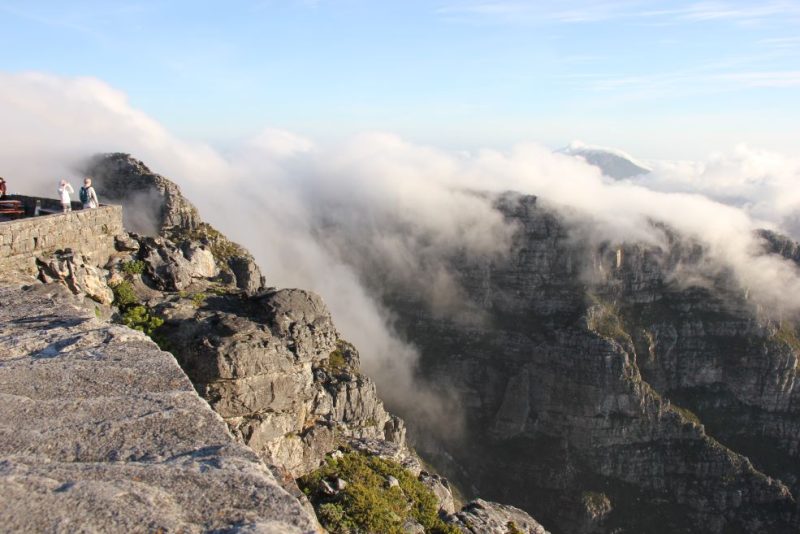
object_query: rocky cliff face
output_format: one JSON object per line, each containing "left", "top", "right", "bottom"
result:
{"left": 0, "top": 283, "right": 318, "bottom": 533}
{"left": 86, "top": 153, "right": 200, "bottom": 235}
{"left": 368, "top": 193, "right": 800, "bottom": 533}
{"left": 156, "top": 286, "right": 406, "bottom": 478}
{"left": 80, "top": 154, "right": 405, "bottom": 480}
{"left": 86, "top": 153, "right": 265, "bottom": 294}
{"left": 75, "top": 155, "right": 549, "bottom": 532}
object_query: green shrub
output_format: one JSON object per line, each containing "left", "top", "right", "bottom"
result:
{"left": 121, "top": 305, "right": 164, "bottom": 336}
{"left": 120, "top": 260, "right": 146, "bottom": 276}
{"left": 327, "top": 349, "right": 347, "bottom": 371}
{"left": 299, "top": 451, "right": 460, "bottom": 534}
{"left": 191, "top": 292, "right": 207, "bottom": 308}
{"left": 506, "top": 521, "right": 524, "bottom": 534}
{"left": 110, "top": 280, "right": 166, "bottom": 347}
{"left": 175, "top": 222, "right": 244, "bottom": 263}
{"left": 111, "top": 280, "right": 137, "bottom": 308}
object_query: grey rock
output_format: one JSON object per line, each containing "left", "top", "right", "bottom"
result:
{"left": 402, "top": 519, "right": 426, "bottom": 534}
{"left": 320, "top": 479, "right": 336, "bottom": 496}
{"left": 387, "top": 475, "right": 400, "bottom": 488}
{"left": 230, "top": 254, "right": 265, "bottom": 295}
{"left": 160, "top": 288, "right": 406, "bottom": 477}
{"left": 36, "top": 253, "right": 114, "bottom": 305}
{"left": 182, "top": 242, "right": 218, "bottom": 278}
{"left": 453, "top": 499, "right": 550, "bottom": 534}
{"left": 138, "top": 235, "right": 193, "bottom": 291}
{"left": 420, "top": 472, "right": 456, "bottom": 515}
{"left": 114, "top": 233, "right": 140, "bottom": 252}
{"left": 0, "top": 283, "right": 317, "bottom": 533}
{"left": 558, "top": 143, "right": 651, "bottom": 180}
{"left": 85, "top": 153, "right": 200, "bottom": 235}
{"left": 758, "top": 228, "right": 800, "bottom": 265}
{"left": 348, "top": 438, "right": 420, "bottom": 476}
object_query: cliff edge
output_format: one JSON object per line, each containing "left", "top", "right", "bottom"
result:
{"left": 0, "top": 282, "right": 317, "bottom": 533}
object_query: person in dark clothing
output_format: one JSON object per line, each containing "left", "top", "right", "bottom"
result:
{"left": 80, "top": 177, "right": 99, "bottom": 209}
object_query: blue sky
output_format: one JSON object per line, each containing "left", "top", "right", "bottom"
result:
{"left": 1, "top": 0, "right": 799, "bottom": 158}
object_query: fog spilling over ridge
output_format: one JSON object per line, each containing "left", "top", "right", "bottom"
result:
{"left": 3, "top": 71, "right": 800, "bottom": 412}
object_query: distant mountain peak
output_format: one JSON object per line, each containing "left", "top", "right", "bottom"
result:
{"left": 558, "top": 141, "right": 652, "bottom": 179}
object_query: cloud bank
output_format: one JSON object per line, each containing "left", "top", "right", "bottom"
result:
{"left": 2, "top": 71, "right": 800, "bottom": 418}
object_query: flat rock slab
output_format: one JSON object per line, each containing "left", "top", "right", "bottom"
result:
{"left": 0, "top": 283, "right": 317, "bottom": 533}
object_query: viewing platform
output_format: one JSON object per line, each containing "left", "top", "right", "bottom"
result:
{"left": 0, "top": 195, "right": 123, "bottom": 278}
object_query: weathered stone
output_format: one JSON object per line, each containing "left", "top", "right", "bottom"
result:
{"left": 160, "top": 288, "right": 406, "bottom": 477}
{"left": 36, "top": 253, "right": 114, "bottom": 305}
{"left": 183, "top": 242, "right": 218, "bottom": 278}
{"left": 85, "top": 153, "right": 199, "bottom": 235}
{"left": 420, "top": 472, "right": 456, "bottom": 515}
{"left": 230, "top": 253, "right": 265, "bottom": 294}
{"left": 0, "top": 201, "right": 122, "bottom": 280}
{"left": 114, "top": 232, "right": 140, "bottom": 252}
{"left": 138, "top": 236, "right": 193, "bottom": 291}
{"left": 0, "top": 283, "right": 317, "bottom": 533}
{"left": 453, "top": 499, "right": 550, "bottom": 534}
{"left": 402, "top": 519, "right": 426, "bottom": 534}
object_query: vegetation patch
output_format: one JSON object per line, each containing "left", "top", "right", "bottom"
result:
{"left": 671, "top": 403, "right": 701, "bottom": 426}
{"left": 775, "top": 321, "right": 800, "bottom": 353}
{"left": 506, "top": 521, "right": 524, "bottom": 534}
{"left": 191, "top": 292, "right": 207, "bottom": 308}
{"left": 327, "top": 348, "right": 348, "bottom": 371}
{"left": 111, "top": 280, "right": 137, "bottom": 308}
{"left": 120, "top": 259, "right": 146, "bottom": 276}
{"left": 110, "top": 280, "right": 167, "bottom": 349}
{"left": 298, "top": 451, "right": 460, "bottom": 534}
{"left": 120, "top": 305, "right": 164, "bottom": 337}
{"left": 175, "top": 222, "right": 245, "bottom": 264}
{"left": 587, "top": 294, "right": 630, "bottom": 345}
{"left": 581, "top": 490, "right": 612, "bottom": 514}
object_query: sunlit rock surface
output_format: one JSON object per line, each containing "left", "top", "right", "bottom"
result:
{"left": 0, "top": 283, "right": 317, "bottom": 533}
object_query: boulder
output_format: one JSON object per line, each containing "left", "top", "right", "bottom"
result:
{"left": 36, "top": 252, "right": 113, "bottom": 305}
{"left": 229, "top": 254, "right": 264, "bottom": 295}
{"left": 182, "top": 242, "right": 218, "bottom": 278}
{"left": 420, "top": 472, "right": 456, "bottom": 515}
{"left": 138, "top": 236, "right": 193, "bottom": 291}
{"left": 114, "top": 233, "right": 140, "bottom": 253}
{"left": 452, "top": 499, "right": 550, "bottom": 534}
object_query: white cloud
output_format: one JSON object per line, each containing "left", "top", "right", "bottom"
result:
{"left": 3, "top": 71, "right": 800, "bottom": 418}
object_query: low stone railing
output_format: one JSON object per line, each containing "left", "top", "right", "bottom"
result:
{"left": 0, "top": 195, "right": 123, "bottom": 276}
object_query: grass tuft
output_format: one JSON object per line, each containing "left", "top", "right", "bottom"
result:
{"left": 298, "top": 451, "right": 460, "bottom": 534}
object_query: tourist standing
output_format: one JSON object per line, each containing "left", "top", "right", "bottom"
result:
{"left": 80, "top": 177, "right": 99, "bottom": 209}
{"left": 0, "top": 177, "right": 6, "bottom": 199}
{"left": 58, "top": 180, "right": 74, "bottom": 212}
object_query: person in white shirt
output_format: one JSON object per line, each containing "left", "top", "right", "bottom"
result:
{"left": 80, "top": 177, "right": 99, "bottom": 209}
{"left": 58, "top": 180, "right": 74, "bottom": 212}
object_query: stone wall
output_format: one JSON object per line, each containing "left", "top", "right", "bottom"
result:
{"left": 0, "top": 196, "right": 123, "bottom": 277}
